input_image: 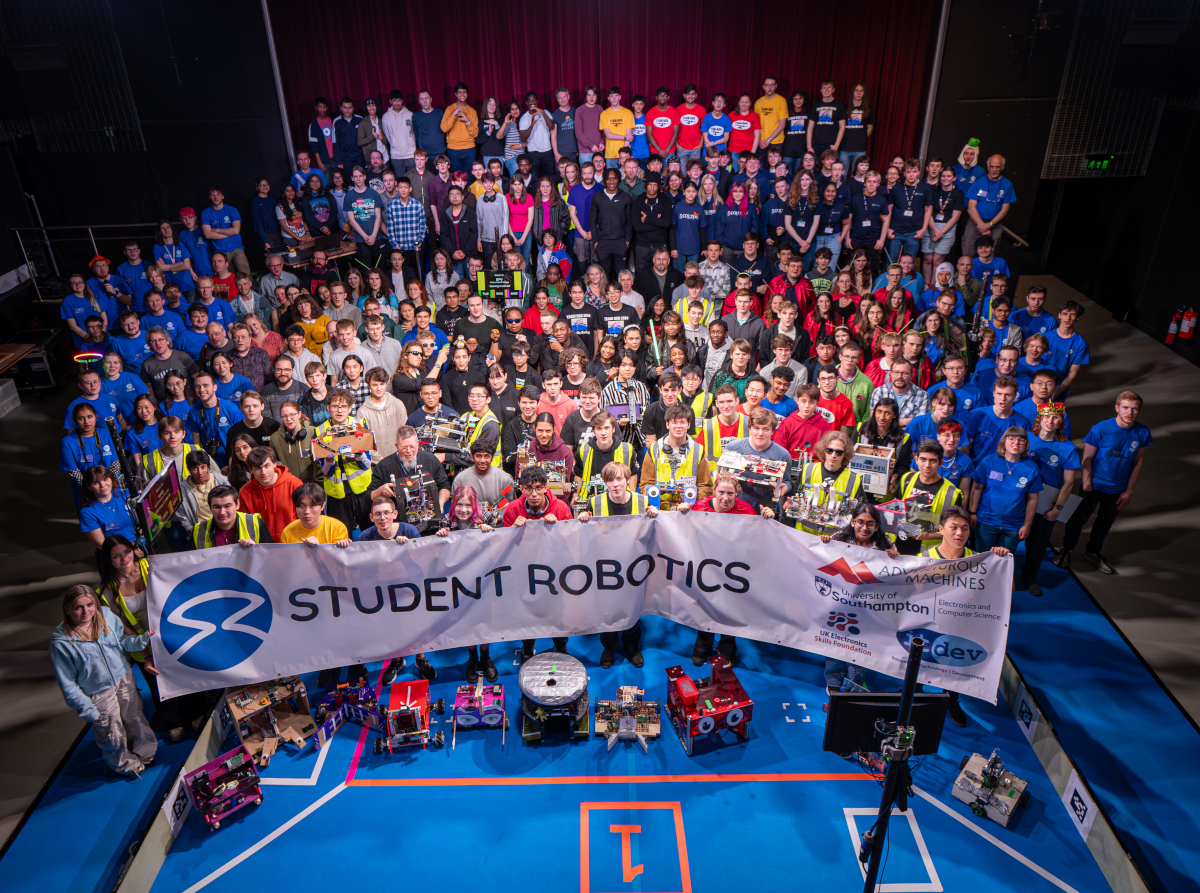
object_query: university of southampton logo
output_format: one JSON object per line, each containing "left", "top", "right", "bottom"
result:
{"left": 827, "top": 611, "right": 861, "bottom": 635}
{"left": 159, "top": 568, "right": 272, "bottom": 671}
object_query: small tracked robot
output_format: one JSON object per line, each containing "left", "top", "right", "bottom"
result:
{"left": 452, "top": 679, "right": 508, "bottom": 748}
{"left": 594, "top": 686, "right": 661, "bottom": 754}
{"left": 952, "top": 750, "right": 1031, "bottom": 827}
{"left": 665, "top": 655, "right": 753, "bottom": 756}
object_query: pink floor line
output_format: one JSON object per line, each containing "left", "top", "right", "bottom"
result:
{"left": 345, "top": 660, "right": 392, "bottom": 783}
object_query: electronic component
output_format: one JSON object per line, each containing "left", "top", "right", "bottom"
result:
{"left": 392, "top": 471, "right": 439, "bottom": 529}
{"left": 312, "top": 677, "right": 385, "bottom": 750}
{"left": 518, "top": 652, "right": 590, "bottom": 744}
{"left": 952, "top": 750, "right": 1030, "bottom": 827}
{"left": 374, "top": 679, "right": 445, "bottom": 755}
{"left": 417, "top": 413, "right": 471, "bottom": 453}
{"left": 185, "top": 745, "right": 262, "bottom": 832}
{"left": 716, "top": 451, "right": 788, "bottom": 486}
{"left": 594, "top": 686, "right": 661, "bottom": 754}
{"left": 312, "top": 422, "right": 376, "bottom": 459}
{"left": 224, "top": 677, "right": 311, "bottom": 768}
{"left": 665, "top": 656, "right": 753, "bottom": 756}
{"left": 876, "top": 491, "right": 939, "bottom": 541}
{"left": 572, "top": 476, "right": 606, "bottom": 515}
{"left": 452, "top": 679, "right": 508, "bottom": 748}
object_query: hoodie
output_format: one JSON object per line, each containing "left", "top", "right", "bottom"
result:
{"left": 531, "top": 434, "right": 577, "bottom": 483}
{"left": 50, "top": 607, "right": 149, "bottom": 721}
{"left": 238, "top": 463, "right": 302, "bottom": 541}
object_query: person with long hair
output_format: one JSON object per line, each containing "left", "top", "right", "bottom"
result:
{"left": 62, "top": 402, "right": 120, "bottom": 508}
{"left": 50, "top": 584, "right": 156, "bottom": 776}
{"left": 803, "top": 292, "right": 840, "bottom": 344}
{"left": 153, "top": 220, "right": 196, "bottom": 298}
{"left": 919, "top": 309, "right": 946, "bottom": 368}
{"left": 477, "top": 97, "right": 505, "bottom": 168}
{"left": 506, "top": 176, "right": 536, "bottom": 266}
{"left": 781, "top": 90, "right": 810, "bottom": 176}
{"left": 969, "top": 425, "right": 1043, "bottom": 562}
{"left": 584, "top": 263, "right": 609, "bottom": 308}
{"left": 225, "top": 431, "right": 259, "bottom": 490}
{"left": 432, "top": 485, "right": 498, "bottom": 680}
{"left": 61, "top": 273, "right": 109, "bottom": 347}
{"left": 839, "top": 83, "right": 876, "bottom": 172}
{"left": 586, "top": 335, "right": 621, "bottom": 382}
{"left": 300, "top": 172, "right": 336, "bottom": 237}
{"left": 425, "top": 248, "right": 461, "bottom": 297}
{"left": 856, "top": 397, "right": 911, "bottom": 498}
{"left": 831, "top": 269, "right": 861, "bottom": 319}
{"left": 489, "top": 232, "right": 518, "bottom": 271}
{"left": 846, "top": 248, "right": 873, "bottom": 293}
{"left": 1022, "top": 404, "right": 1080, "bottom": 595}
{"left": 498, "top": 99, "right": 525, "bottom": 176}
{"left": 698, "top": 172, "right": 723, "bottom": 245}
{"left": 123, "top": 394, "right": 163, "bottom": 465}
{"left": 362, "top": 267, "right": 400, "bottom": 321}
{"left": 79, "top": 466, "right": 137, "bottom": 547}
{"left": 784, "top": 172, "right": 820, "bottom": 261}
{"left": 531, "top": 175, "right": 569, "bottom": 245}
{"left": 882, "top": 286, "right": 914, "bottom": 333}
{"left": 715, "top": 181, "right": 758, "bottom": 265}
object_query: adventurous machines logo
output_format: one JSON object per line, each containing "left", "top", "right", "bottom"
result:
{"left": 159, "top": 568, "right": 273, "bottom": 671}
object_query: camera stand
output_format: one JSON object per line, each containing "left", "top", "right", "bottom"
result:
{"left": 858, "top": 636, "right": 925, "bottom": 892}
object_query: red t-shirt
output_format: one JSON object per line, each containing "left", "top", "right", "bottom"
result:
{"left": 772, "top": 411, "right": 831, "bottom": 460}
{"left": 817, "top": 392, "right": 856, "bottom": 430}
{"left": 211, "top": 273, "right": 236, "bottom": 302}
{"left": 696, "top": 416, "right": 745, "bottom": 454}
{"left": 502, "top": 494, "right": 575, "bottom": 525}
{"left": 692, "top": 496, "right": 756, "bottom": 514}
{"left": 728, "top": 112, "right": 761, "bottom": 154}
{"left": 675, "top": 104, "right": 704, "bottom": 149}
{"left": 648, "top": 106, "right": 679, "bottom": 153}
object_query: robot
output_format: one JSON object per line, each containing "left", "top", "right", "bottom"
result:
{"left": 312, "top": 678, "right": 385, "bottom": 750}
{"left": 665, "top": 655, "right": 753, "bottom": 756}
{"left": 417, "top": 412, "right": 471, "bottom": 454}
{"left": 392, "top": 471, "right": 439, "bottom": 529}
{"left": 952, "top": 750, "right": 1031, "bottom": 827}
{"left": 594, "top": 686, "right": 661, "bottom": 754}
{"left": 876, "top": 491, "right": 939, "bottom": 541}
{"left": 374, "top": 679, "right": 445, "bottom": 755}
{"left": 518, "top": 652, "right": 590, "bottom": 743}
{"left": 185, "top": 746, "right": 263, "bottom": 832}
{"left": 452, "top": 679, "right": 508, "bottom": 748}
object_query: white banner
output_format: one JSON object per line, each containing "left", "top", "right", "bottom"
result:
{"left": 146, "top": 514, "right": 1012, "bottom": 702}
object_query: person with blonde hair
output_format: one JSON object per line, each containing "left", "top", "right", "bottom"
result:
{"left": 50, "top": 585, "right": 157, "bottom": 777}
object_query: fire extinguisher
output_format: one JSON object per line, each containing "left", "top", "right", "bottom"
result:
{"left": 1167, "top": 308, "right": 1182, "bottom": 344}
{"left": 1182, "top": 307, "right": 1198, "bottom": 341}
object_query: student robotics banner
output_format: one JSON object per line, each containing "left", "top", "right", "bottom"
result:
{"left": 146, "top": 515, "right": 1012, "bottom": 702}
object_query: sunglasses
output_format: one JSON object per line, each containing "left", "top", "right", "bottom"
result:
{"left": 825, "top": 448, "right": 845, "bottom": 456}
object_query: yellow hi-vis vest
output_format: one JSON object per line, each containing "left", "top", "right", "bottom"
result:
{"left": 193, "top": 511, "right": 264, "bottom": 549}
{"left": 898, "top": 472, "right": 961, "bottom": 517}
{"left": 647, "top": 439, "right": 703, "bottom": 489}
{"left": 579, "top": 441, "right": 635, "bottom": 484}
{"left": 700, "top": 415, "right": 747, "bottom": 469}
{"left": 317, "top": 417, "right": 373, "bottom": 499}
{"left": 143, "top": 442, "right": 193, "bottom": 477}
{"left": 796, "top": 462, "right": 863, "bottom": 534}
{"left": 674, "top": 295, "right": 715, "bottom": 325}
{"left": 99, "top": 558, "right": 149, "bottom": 662}
{"left": 590, "top": 492, "right": 650, "bottom": 516}
{"left": 465, "top": 409, "right": 503, "bottom": 467}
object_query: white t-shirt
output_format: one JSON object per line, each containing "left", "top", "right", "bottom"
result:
{"left": 519, "top": 112, "right": 553, "bottom": 153}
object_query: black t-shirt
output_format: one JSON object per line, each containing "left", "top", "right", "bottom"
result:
{"left": 437, "top": 305, "right": 470, "bottom": 340}
{"left": 454, "top": 316, "right": 500, "bottom": 348}
{"left": 594, "top": 304, "right": 640, "bottom": 339}
{"left": 810, "top": 100, "right": 846, "bottom": 147}
{"left": 489, "top": 384, "right": 521, "bottom": 428}
{"left": 602, "top": 494, "right": 633, "bottom": 515}
{"left": 849, "top": 192, "right": 890, "bottom": 244}
{"left": 804, "top": 357, "right": 837, "bottom": 381}
{"left": 782, "top": 112, "right": 809, "bottom": 156}
{"left": 368, "top": 449, "right": 450, "bottom": 530}
{"left": 889, "top": 181, "right": 933, "bottom": 234}
{"left": 931, "top": 187, "right": 964, "bottom": 226}
{"left": 841, "top": 105, "right": 876, "bottom": 152}
{"left": 226, "top": 418, "right": 280, "bottom": 454}
{"left": 442, "top": 366, "right": 486, "bottom": 413}
{"left": 641, "top": 399, "right": 696, "bottom": 440}
{"left": 503, "top": 364, "right": 543, "bottom": 393}
{"left": 560, "top": 304, "right": 599, "bottom": 356}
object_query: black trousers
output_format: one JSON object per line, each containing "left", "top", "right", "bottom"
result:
{"left": 528, "top": 150, "right": 556, "bottom": 178}
{"left": 326, "top": 489, "right": 372, "bottom": 532}
{"left": 1062, "top": 489, "right": 1121, "bottom": 554}
{"left": 596, "top": 239, "right": 627, "bottom": 281}
{"left": 356, "top": 239, "right": 392, "bottom": 270}
{"left": 694, "top": 629, "right": 736, "bottom": 655}
{"left": 633, "top": 241, "right": 667, "bottom": 272}
{"left": 523, "top": 637, "right": 568, "bottom": 653}
{"left": 1020, "top": 513, "right": 1056, "bottom": 584}
{"left": 600, "top": 619, "right": 642, "bottom": 652}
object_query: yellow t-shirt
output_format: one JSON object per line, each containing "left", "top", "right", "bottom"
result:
{"left": 754, "top": 95, "right": 789, "bottom": 145}
{"left": 599, "top": 107, "right": 634, "bottom": 158}
{"left": 280, "top": 515, "right": 349, "bottom": 544}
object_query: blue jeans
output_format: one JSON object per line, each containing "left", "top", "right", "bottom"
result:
{"left": 483, "top": 155, "right": 503, "bottom": 169}
{"left": 839, "top": 150, "right": 862, "bottom": 174}
{"left": 448, "top": 148, "right": 475, "bottom": 173}
{"left": 974, "top": 523, "right": 1020, "bottom": 564}
{"left": 886, "top": 232, "right": 920, "bottom": 265}
{"left": 783, "top": 156, "right": 805, "bottom": 177}
{"left": 673, "top": 252, "right": 699, "bottom": 273}
{"left": 516, "top": 234, "right": 532, "bottom": 266}
{"left": 810, "top": 234, "right": 842, "bottom": 271}
{"left": 605, "top": 158, "right": 622, "bottom": 169}
{"left": 391, "top": 157, "right": 415, "bottom": 176}
{"left": 676, "top": 145, "right": 703, "bottom": 169}
{"left": 503, "top": 157, "right": 519, "bottom": 177}
{"left": 452, "top": 258, "right": 469, "bottom": 279}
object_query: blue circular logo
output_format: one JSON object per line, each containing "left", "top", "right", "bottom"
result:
{"left": 160, "top": 568, "right": 272, "bottom": 671}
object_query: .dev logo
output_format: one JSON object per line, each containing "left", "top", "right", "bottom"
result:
{"left": 160, "top": 568, "right": 272, "bottom": 671}
{"left": 897, "top": 629, "right": 988, "bottom": 667}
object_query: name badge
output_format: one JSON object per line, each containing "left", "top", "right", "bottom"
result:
{"left": 824, "top": 227, "right": 833, "bottom": 234}
{"left": 935, "top": 214, "right": 945, "bottom": 222}
{"left": 988, "top": 470, "right": 1004, "bottom": 481}
{"left": 862, "top": 219, "right": 872, "bottom": 227}
{"left": 903, "top": 209, "right": 913, "bottom": 217}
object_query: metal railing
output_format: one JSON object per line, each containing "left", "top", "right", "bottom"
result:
{"left": 10, "top": 221, "right": 175, "bottom": 301}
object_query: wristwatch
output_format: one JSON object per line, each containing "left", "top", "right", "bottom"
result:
{"left": 1054, "top": 504, "right": 1064, "bottom": 510}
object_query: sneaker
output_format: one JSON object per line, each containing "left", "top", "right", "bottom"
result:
{"left": 381, "top": 657, "right": 406, "bottom": 685}
{"left": 625, "top": 648, "right": 644, "bottom": 669}
{"left": 947, "top": 699, "right": 969, "bottom": 728}
{"left": 465, "top": 653, "right": 479, "bottom": 683}
{"left": 167, "top": 727, "right": 185, "bottom": 744}
{"left": 553, "top": 642, "right": 569, "bottom": 655}
{"left": 1028, "top": 582, "right": 1043, "bottom": 597}
{"left": 1085, "top": 551, "right": 1117, "bottom": 575}
{"left": 520, "top": 643, "right": 534, "bottom": 664}
{"left": 1053, "top": 549, "right": 1071, "bottom": 569}
{"left": 416, "top": 656, "right": 437, "bottom": 680}
{"left": 481, "top": 653, "right": 498, "bottom": 683}
{"left": 600, "top": 647, "right": 615, "bottom": 669}
{"left": 691, "top": 638, "right": 710, "bottom": 666}
{"left": 316, "top": 668, "right": 337, "bottom": 688}
{"left": 348, "top": 664, "right": 369, "bottom": 683}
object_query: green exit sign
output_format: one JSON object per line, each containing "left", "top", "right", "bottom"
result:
{"left": 1086, "top": 152, "right": 1118, "bottom": 171}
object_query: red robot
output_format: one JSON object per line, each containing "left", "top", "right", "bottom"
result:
{"left": 665, "top": 655, "right": 754, "bottom": 756}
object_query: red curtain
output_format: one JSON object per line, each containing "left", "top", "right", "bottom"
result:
{"left": 267, "top": 0, "right": 939, "bottom": 162}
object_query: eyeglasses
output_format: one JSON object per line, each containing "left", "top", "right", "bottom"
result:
{"left": 852, "top": 519, "right": 878, "bottom": 528}
{"left": 825, "top": 448, "right": 845, "bottom": 456}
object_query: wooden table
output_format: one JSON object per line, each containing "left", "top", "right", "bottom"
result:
{"left": 283, "top": 235, "right": 358, "bottom": 270}
{"left": 0, "top": 343, "right": 35, "bottom": 376}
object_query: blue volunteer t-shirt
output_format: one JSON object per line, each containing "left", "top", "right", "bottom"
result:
{"left": 173, "top": 328, "right": 209, "bottom": 362}
{"left": 1084, "top": 418, "right": 1152, "bottom": 494}
{"left": 199, "top": 205, "right": 244, "bottom": 252}
{"left": 905, "top": 412, "right": 955, "bottom": 446}
{"left": 79, "top": 490, "right": 137, "bottom": 541}
{"left": 123, "top": 423, "right": 163, "bottom": 458}
{"left": 64, "top": 394, "right": 124, "bottom": 430}
{"left": 60, "top": 428, "right": 118, "bottom": 475}
{"left": 927, "top": 381, "right": 982, "bottom": 415}
{"left": 974, "top": 454, "right": 1043, "bottom": 529}
{"left": 101, "top": 372, "right": 149, "bottom": 424}
{"left": 117, "top": 261, "right": 154, "bottom": 311}
{"left": 918, "top": 287, "right": 965, "bottom": 315}
{"left": 1027, "top": 434, "right": 1081, "bottom": 490}
{"left": 214, "top": 374, "right": 254, "bottom": 405}
{"left": 110, "top": 333, "right": 152, "bottom": 374}
{"left": 178, "top": 229, "right": 214, "bottom": 277}
{"left": 1044, "top": 330, "right": 1089, "bottom": 376}
{"left": 920, "top": 448, "right": 975, "bottom": 488}
{"left": 61, "top": 293, "right": 118, "bottom": 346}
{"left": 198, "top": 297, "right": 236, "bottom": 331}
{"left": 143, "top": 309, "right": 186, "bottom": 342}
{"left": 1011, "top": 307, "right": 1055, "bottom": 339}
{"left": 954, "top": 163, "right": 985, "bottom": 193}
{"left": 701, "top": 112, "right": 730, "bottom": 146}
{"left": 968, "top": 176, "right": 1017, "bottom": 219}
{"left": 153, "top": 243, "right": 196, "bottom": 291}
{"left": 185, "top": 400, "right": 245, "bottom": 463}
{"left": 1014, "top": 398, "right": 1073, "bottom": 440}
{"left": 964, "top": 406, "right": 1031, "bottom": 459}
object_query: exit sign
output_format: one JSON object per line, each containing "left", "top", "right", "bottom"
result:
{"left": 1086, "top": 152, "right": 1118, "bottom": 171}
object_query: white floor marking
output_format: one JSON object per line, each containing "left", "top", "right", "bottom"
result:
{"left": 179, "top": 783, "right": 346, "bottom": 893}
{"left": 912, "top": 786, "right": 1083, "bottom": 893}
{"left": 257, "top": 735, "right": 332, "bottom": 786}
{"left": 844, "top": 807, "right": 943, "bottom": 892}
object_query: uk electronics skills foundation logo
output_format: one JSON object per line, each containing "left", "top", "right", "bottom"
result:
{"left": 827, "top": 611, "right": 861, "bottom": 635}
{"left": 896, "top": 629, "right": 988, "bottom": 668}
{"left": 160, "top": 568, "right": 273, "bottom": 671}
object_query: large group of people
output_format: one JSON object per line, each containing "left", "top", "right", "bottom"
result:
{"left": 52, "top": 78, "right": 1152, "bottom": 776}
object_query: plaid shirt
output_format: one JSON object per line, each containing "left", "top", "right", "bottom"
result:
{"left": 335, "top": 377, "right": 371, "bottom": 414}
{"left": 228, "top": 345, "right": 273, "bottom": 391}
{"left": 385, "top": 197, "right": 427, "bottom": 250}
{"left": 869, "top": 380, "right": 930, "bottom": 421}
{"left": 698, "top": 260, "right": 732, "bottom": 303}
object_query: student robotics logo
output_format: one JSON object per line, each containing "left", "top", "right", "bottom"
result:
{"left": 160, "top": 568, "right": 272, "bottom": 671}
{"left": 897, "top": 629, "right": 988, "bottom": 668}
{"left": 827, "top": 612, "right": 861, "bottom": 635}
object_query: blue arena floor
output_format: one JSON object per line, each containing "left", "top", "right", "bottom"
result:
{"left": 3, "top": 557, "right": 1196, "bottom": 893}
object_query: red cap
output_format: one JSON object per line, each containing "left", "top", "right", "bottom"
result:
{"left": 179, "top": 206, "right": 196, "bottom": 218}
{"left": 89, "top": 254, "right": 109, "bottom": 267}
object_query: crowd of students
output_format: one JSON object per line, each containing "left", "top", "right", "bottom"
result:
{"left": 51, "top": 79, "right": 1153, "bottom": 776}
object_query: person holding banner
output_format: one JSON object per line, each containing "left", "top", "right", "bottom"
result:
{"left": 51, "top": 585, "right": 157, "bottom": 777}
{"left": 790, "top": 430, "right": 862, "bottom": 534}
{"left": 192, "top": 485, "right": 271, "bottom": 548}
{"left": 689, "top": 472, "right": 757, "bottom": 665}
{"left": 504, "top": 465, "right": 575, "bottom": 662}
{"left": 893, "top": 439, "right": 964, "bottom": 555}
{"left": 968, "top": 426, "right": 1043, "bottom": 561}
{"left": 1022, "top": 403, "right": 1080, "bottom": 595}
{"left": 639, "top": 404, "right": 713, "bottom": 507}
